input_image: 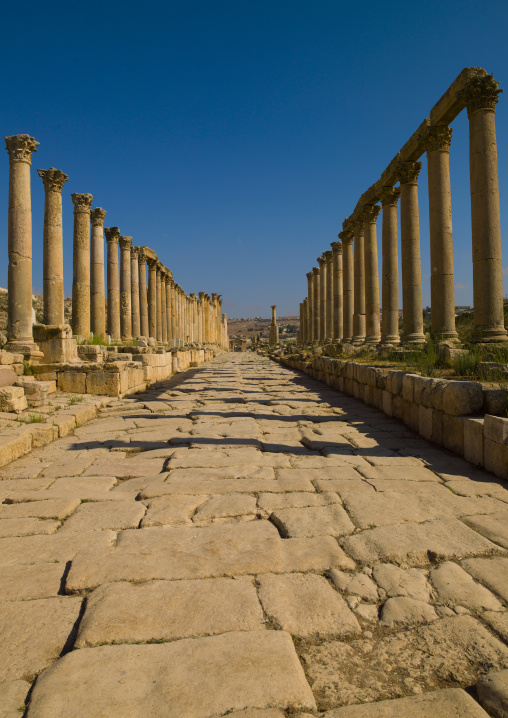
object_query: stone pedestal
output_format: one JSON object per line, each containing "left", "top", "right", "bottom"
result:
{"left": 33, "top": 323, "right": 78, "bottom": 364}
{"left": 339, "top": 231, "right": 354, "bottom": 343}
{"left": 105, "top": 227, "right": 121, "bottom": 341}
{"left": 379, "top": 187, "right": 401, "bottom": 345}
{"left": 90, "top": 207, "right": 107, "bottom": 337}
{"left": 130, "top": 247, "right": 141, "bottom": 339}
{"left": 138, "top": 251, "right": 149, "bottom": 338}
{"left": 352, "top": 220, "right": 366, "bottom": 345}
{"left": 306, "top": 272, "right": 314, "bottom": 343}
{"left": 312, "top": 267, "right": 320, "bottom": 343}
{"left": 119, "top": 236, "right": 132, "bottom": 341}
{"left": 330, "top": 241, "right": 343, "bottom": 341}
{"left": 364, "top": 205, "right": 381, "bottom": 345}
{"left": 71, "top": 193, "right": 93, "bottom": 338}
{"left": 38, "top": 168, "right": 68, "bottom": 327}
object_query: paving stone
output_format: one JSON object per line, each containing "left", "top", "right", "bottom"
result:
{"left": 372, "top": 564, "right": 432, "bottom": 601}
{"left": 482, "top": 611, "right": 508, "bottom": 643}
{"left": 257, "top": 573, "right": 361, "bottom": 638}
{"left": 462, "top": 512, "right": 508, "bottom": 549}
{"left": 300, "top": 615, "right": 508, "bottom": 710}
{"left": 258, "top": 492, "right": 340, "bottom": 512}
{"left": 60, "top": 500, "right": 145, "bottom": 532}
{"left": 313, "top": 479, "right": 375, "bottom": 494}
{"left": 0, "top": 530, "right": 115, "bottom": 567}
{"left": 168, "top": 466, "right": 275, "bottom": 481}
{"left": 462, "top": 557, "right": 508, "bottom": 602}
{"left": 477, "top": 669, "right": 508, "bottom": 718}
{"left": 83, "top": 457, "right": 166, "bottom": 478}
{"left": 0, "top": 517, "right": 60, "bottom": 537}
{"left": 76, "top": 577, "right": 265, "bottom": 646}
{"left": 26, "top": 631, "right": 316, "bottom": 717}
{"left": 224, "top": 710, "right": 285, "bottom": 717}
{"left": 270, "top": 505, "right": 355, "bottom": 538}
{"left": 0, "top": 498, "right": 80, "bottom": 519}
{"left": 194, "top": 493, "right": 258, "bottom": 521}
{"left": 276, "top": 467, "right": 363, "bottom": 483}
{"left": 443, "top": 479, "right": 508, "bottom": 500}
{"left": 141, "top": 495, "right": 209, "bottom": 526}
{"left": 329, "top": 570, "right": 378, "bottom": 601}
{"left": 0, "top": 679, "right": 31, "bottom": 718}
{"left": 0, "top": 596, "right": 82, "bottom": 681}
{"left": 429, "top": 561, "right": 503, "bottom": 611}
{"left": 356, "top": 464, "right": 441, "bottom": 482}
{"left": 0, "top": 562, "right": 66, "bottom": 600}
{"left": 380, "top": 596, "right": 438, "bottom": 627}
{"left": 341, "top": 518, "right": 503, "bottom": 566}
{"left": 140, "top": 475, "right": 315, "bottom": 498}
{"left": 311, "top": 687, "right": 491, "bottom": 716}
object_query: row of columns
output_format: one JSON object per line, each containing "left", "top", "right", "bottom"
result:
{"left": 299, "top": 72, "right": 507, "bottom": 346}
{"left": 4, "top": 134, "right": 229, "bottom": 352}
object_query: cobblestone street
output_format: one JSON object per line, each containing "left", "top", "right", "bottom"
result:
{"left": 1, "top": 352, "right": 507, "bottom": 717}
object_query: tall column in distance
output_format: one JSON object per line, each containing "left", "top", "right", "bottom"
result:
{"left": 324, "top": 250, "right": 333, "bottom": 341}
{"left": 138, "top": 250, "right": 149, "bottom": 338}
{"left": 463, "top": 74, "right": 507, "bottom": 342}
{"left": 38, "top": 167, "right": 68, "bottom": 327}
{"left": 165, "top": 273, "right": 172, "bottom": 343}
{"left": 312, "top": 267, "right": 321, "bottom": 342}
{"left": 330, "top": 241, "right": 343, "bottom": 341}
{"left": 425, "top": 125, "right": 458, "bottom": 341}
{"left": 105, "top": 227, "right": 121, "bottom": 340}
{"left": 5, "top": 134, "right": 40, "bottom": 353}
{"left": 156, "top": 262, "right": 162, "bottom": 342}
{"left": 317, "top": 255, "right": 327, "bottom": 341}
{"left": 71, "top": 193, "right": 93, "bottom": 338}
{"left": 352, "top": 219, "right": 366, "bottom": 345}
{"left": 379, "top": 186, "right": 401, "bottom": 345}
{"left": 147, "top": 258, "right": 157, "bottom": 340}
{"left": 339, "top": 231, "right": 354, "bottom": 343}
{"left": 398, "top": 161, "right": 425, "bottom": 344}
{"left": 89, "top": 207, "right": 106, "bottom": 336}
{"left": 119, "top": 236, "right": 132, "bottom": 342}
{"left": 171, "top": 280, "right": 178, "bottom": 343}
{"left": 161, "top": 270, "right": 168, "bottom": 343}
{"left": 364, "top": 204, "right": 381, "bottom": 345}
{"left": 269, "top": 304, "right": 279, "bottom": 345}
{"left": 306, "top": 272, "right": 314, "bottom": 343}
{"left": 130, "top": 247, "right": 141, "bottom": 339}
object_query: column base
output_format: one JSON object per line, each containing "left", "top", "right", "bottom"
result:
{"left": 351, "top": 336, "right": 366, "bottom": 346}
{"left": 379, "top": 335, "right": 401, "bottom": 346}
{"left": 364, "top": 335, "right": 381, "bottom": 346}
{"left": 33, "top": 324, "right": 78, "bottom": 363}
{"left": 4, "top": 339, "right": 43, "bottom": 362}
{"left": 402, "top": 332, "right": 426, "bottom": 345}
{"left": 471, "top": 326, "right": 508, "bottom": 343}
{"left": 435, "top": 330, "right": 460, "bottom": 342}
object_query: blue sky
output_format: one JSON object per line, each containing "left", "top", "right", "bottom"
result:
{"left": 1, "top": 0, "right": 507, "bottom": 318}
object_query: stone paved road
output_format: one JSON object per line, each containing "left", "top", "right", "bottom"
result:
{"left": 1, "top": 353, "right": 508, "bottom": 717}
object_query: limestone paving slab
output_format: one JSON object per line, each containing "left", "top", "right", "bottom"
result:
{"left": 429, "top": 561, "right": 503, "bottom": 611}
{"left": 194, "top": 493, "right": 258, "bottom": 521}
{"left": 140, "top": 475, "right": 315, "bottom": 498}
{"left": 0, "top": 517, "right": 60, "bottom": 537}
{"left": 483, "top": 611, "right": 508, "bottom": 643}
{"left": 0, "top": 562, "right": 66, "bottom": 601}
{"left": 462, "top": 512, "right": 508, "bottom": 549}
{"left": 59, "top": 500, "right": 145, "bottom": 532}
{"left": 461, "top": 557, "right": 508, "bottom": 602}
{"left": 26, "top": 631, "right": 317, "bottom": 717}
{"left": 141, "top": 494, "right": 209, "bottom": 526}
{"left": 0, "top": 497, "right": 80, "bottom": 519}
{"left": 258, "top": 491, "right": 341, "bottom": 512}
{"left": 270, "top": 505, "right": 355, "bottom": 538}
{"left": 0, "top": 679, "right": 31, "bottom": 718}
{"left": 0, "top": 530, "right": 115, "bottom": 567}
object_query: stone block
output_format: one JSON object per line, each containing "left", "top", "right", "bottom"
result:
{"left": 430, "top": 379, "right": 449, "bottom": 411}
{"left": 484, "top": 415, "right": 508, "bottom": 445}
{"left": 0, "top": 431, "right": 32, "bottom": 467}
{"left": 50, "top": 413, "right": 76, "bottom": 437}
{"left": 0, "top": 351, "right": 14, "bottom": 365}
{"left": 0, "top": 386, "right": 27, "bottom": 413}
{"left": 392, "top": 394, "right": 404, "bottom": 420}
{"left": 418, "top": 405, "right": 433, "bottom": 441}
{"left": 442, "top": 414, "right": 464, "bottom": 454}
{"left": 68, "top": 403, "right": 97, "bottom": 426}
{"left": 477, "top": 669, "right": 508, "bottom": 718}
{"left": 442, "top": 381, "right": 484, "bottom": 416}
{"left": 381, "top": 390, "right": 392, "bottom": 416}
{"left": 57, "top": 371, "right": 86, "bottom": 394}
{"left": 412, "top": 375, "right": 429, "bottom": 404}
{"left": 484, "top": 438, "right": 508, "bottom": 481}
{"left": 484, "top": 389, "right": 508, "bottom": 416}
{"left": 463, "top": 417, "right": 484, "bottom": 466}
{"left": 0, "top": 366, "right": 17, "bottom": 388}
{"left": 402, "top": 373, "right": 418, "bottom": 402}
{"left": 431, "top": 409, "right": 444, "bottom": 445}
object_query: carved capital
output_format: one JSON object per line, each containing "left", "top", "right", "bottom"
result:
{"left": 137, "top": 249, "right": 146, "bottom": 263}
{"left": 119, "top": 236, "right": 132, "bottom": 250}
{"left": 312, "top": 266, "right": 320, "bottom": 276}
{"left": 104, "top": 226, "right": 120, "bottom": 244}
{"left": 5, "top": 134, "right": 39, "bottom": 164}
{"left": 199, "top": 291, "right": 205, "bottom": 299}
{"left": 461, "top": 73, "right": 502, "bottom": 115}
{"left": 338, "top": 230, "right": 354, "bottom": 245}
{"left": 363, "top": 204, "right": 381, "bottom": 223}
{"left": 317, "top": 255, "right": 327, "bottom": 267}
{"left": 90, "top": 207, "right": 107, "bottom": 226}
{"left": 71, "top": 193, "right": 93, "bottom": 212}
{"left": 330, "top": 241, "right": 343, "bottom": 254}
{"left": 37, "top": 167, "right": 68, "bottom": 193}
{"left": 323, "top": 250, "right": 333, "bottom": 263}
{"left": 353, "top": 218, "right": 365, "bottom": 237}
{"left": 306, "top": 271, "right": 314, "bottom": 281}
{"left": 396, "top": 160, "right": 422, "bottom": 185}
{"left": 147, "top": 257, "right": 158, "bottom": 270}
{"left": 131, "top": 245, "right": 140, "bottom": 259}
{"left": 379, "top": 186, "right": 401, "bottom": 207}
{"left": 423, "top": 125, "right": 453, "bottom": 153}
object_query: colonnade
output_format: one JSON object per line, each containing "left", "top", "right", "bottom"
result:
{"left": 299, "top": 68, "right": 507, "bottom": 346}
{"left": 4, "top": 135, "right": 229, "bottom": 356}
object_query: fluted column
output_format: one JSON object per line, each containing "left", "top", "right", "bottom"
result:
{"left": 463, "top": 74, "right": 507, "bottom": 342}
{"left": 71, "top": 192, "right": 93, "bottom": 337}
{"left": 165, "top": 274, "right": 172, "bottom": 343}
{"left": 398, "top": 161, "right": 425, "bottom": 344}
{"left": 364, "top": 204, "right": 381, "bottom": 345}
{"left": 158, "top": 269, "right": 166, "bottom": 343}
{"left": 156, "top": 263, "right": 162, "bottom": 342}
{"left": 306, "top": 272, "right": 314, "bottom": 343}
{"left": 352, "top": 220, "right": 366, "bottom": 345}
{"left": 38, "top": 168, "right": 69, "bottom": 327}
{"left": 330, "top": 241, "right": 343, "bottom": 341}
{"left": 339, "top": 231, "right": 354, "bottom": 343}
{"left": 198, "top": 292, "right": 205, "bottom": 343}
{"left": 89, "top": 207, "right": 106, "bottom": 336}
{"left": 147, "top": 258, "right": 157, "bottom": 340}
{"left": 379, "top": 187, "right": 401, "bottom": 345}
{"left": 119, "top": 236, "right": 132, "bottom": 341}
{"left": 174, "top": 285, "right": 181, "bottom": 342}
{"left": 105, "top": 227, "right": 120, "bottom": 341}
{"left": 170, "top": 280, "right": 178, "bottom": 343}
{"left": 323, "top": 251, "right": 333, "bottom": 341}
{"left": 317, "top": 255, "right": 327, "bottom": 341}
{"left": 138, "top": 251, "right": 149, "bottom": 338}
{"left": 5, "top": 135, "right": 40, "bottom": 352}
{"left": 130, "top": 247, "right": 140, "bottom": 339}
{"left": 312, "top": 267, "right": 320, "bottom": 342}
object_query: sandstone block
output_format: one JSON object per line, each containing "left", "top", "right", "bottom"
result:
{"left": 194, "top": 493, "right": 257, "bottom": 521}
{"left": 0, "top": 517, "right": 59, "bottom": 538}
{"left": 258, "top": 491, "right": 341, "bottom": 512}
{"left": 329, "top": 570, "right": 378, "bottom": 601}
{"left": 463, "top": 416, "right": 484, "bottom": 466}
{"left": 0, "top": 498, "right": 80, "bottom": 520}
{"left": 477, "top": 669, "right": 508, "bottom": 718}
{"left": 141, "top": 495, "right": 208, "bottom": 527}
{"left": 372, "top": 564, "right": 431, "bottom": 602}
{"left": 0, "top": 431, "right": 32, "bottom": 468}
{"left": 0, "top": 679, "right": 31, "bottom": 718}
{"left": 0, "top": 530, "right": 115, "bottom": 567}
{"left": 484, "top": 414, "right": 508, "bottom": 445}
{"left": 0, "top": 563, "right": 66, "bottom": 601}
{"left": 60, "top": 500, "right": 146, "bottom": 532}
{"left": 270, "top": 505, "right": 355, "bottom": 538}
{"left": 442, "top": 413, "right": 464, "bottom": 454}
{"left": 0, "top": 386, "right": 27, "bottom": 413}
{"left": 461, "top": 557, "right": 508, "bottom": 602}
{"left": 0, "top": 366, "right": 17, "bottom": 388}
{"left": 484, "top": 437, "right": 508, "bottom": 480}
{"left": 442, "top": 381, "right": 484, "bottom": 416}
{"left": 57, "top": 372, "right": 86, "bottom": 394}
{"left": 462, "top": 512, "right": 508, "bottom": 550}
{"left": 429, "top": 560, "right": 503, "bottom": 611}
{"left": 380, "top": 596, "right": 437, "bottom": 627}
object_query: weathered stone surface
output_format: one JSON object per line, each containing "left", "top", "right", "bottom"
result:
{"left": 300, "top": 616, "right": 508, "bottom": 709}
{"left": 0, "top": 517, "right": 60, "bottom": 537}
{"left": 483, "top": 611, "right": 508, "bottom": 643}
{"left": 442, "top": 381, "right": 484, "bottom": 416}
{"left": 0, "top": 596, "right": 82, "bottom": 681}
{"left": 194, "top": 493, "right": 258, "bottom": 521}
{"left": 257, "top": 573, "right": 360, "bottom": 638}
{"left": 380, "top": 597, "right": 438, "bottom": 627}
{"left": 60, "top": 500, "right": 145, "bottom": 532}
{"left": 0, "top": 530, "right": 114, "bottom": 567}
{"left": 26, "top": 631, "right": 317, "bottom": 716}
{"left": 270, "top": 505, "right": 355, "bottom": 538}
{"left": 329, "top": 570, "right": 379, "bottom": 601}
{"left": 429, "top": 561, "right": 503, "bottom": 611}
{"left": 341, "top": 518, "right": 503, "bottom": 566}
{"left": 462, "top": 557, "right": 508, "bottom": 602}
{"left": 0, "top": 679, "right": 31, "bottom": 718}
{"left": 76, "top": 577, "right": 265, "bottom": 646}
{"left": 0, "top": 563, "right": 66, "bottom": 600}
{"left": 141, "top": 494, "right": 208, "bottom": 526}
{"left": 462, "top": 512, "right": 508, "bottom": 549}
{"left": 372, "top": 564, "right": 431, "bottom": 601}
{"left": 257, "top": 491, "right": 340, "bottom": 511}
{"left": 140, "top": 475, "right": 314, "bottom": 497}
{"left": 0, "top": 497, "right": 80, "bottom": 520}
{"left": 477, "top": 669, "right": 508, "bottom": 718}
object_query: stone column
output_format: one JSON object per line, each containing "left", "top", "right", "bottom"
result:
{"left": 174, "top": 285, "right": 181, "bottom": 342}
{"left": 330, "top": 241, "right": 343, "bottom": 341}
{"left": 306, "top": 272, "right": 314, "bottom": 343}
{"left": 5, "top": 134, "right": 40, "bottom": 353}
{"left": 170, "top": 280, "right": 178, "bottom": 343}
{"left": 364, "top": 204, "right": 381, "bottom": 345}
{"left": 424, "top": 125, "right": 458, "bottom": 341}
{"left": 339, "top": 231, "right": 354, "bottom": 343}
{"left": 379, "top": 187, "right": 401, "bottom": 345}
{"left": 147, "top": 258, "right": 157, "bottom": 340}
{"left": 312, "top": 267, "right": 321, "bottom": 342}
{"left": 105, "top": 227, "right": 120, "bottom": 341}
{"left": 119, "top": 236, "right": 132, "bottom": 342}
{"left": 398, "top": 161, "right": 425, "bottom": 344}
{"left": 156, "top": 263, "right": 162, "bottom": 342}
{"left": 89, "top": 207, "right": 106, "bottom": 337}
{"left": 463, "top": 74, "right": 507, "bottom": 342}
{"left": 71, "top": 193, "right": 93, "bottom": 338}
{"left": 223, "top": 313, "right": 228, "bottom": 348}
{"left": 317, "top": 255, "right": 327, "bottom": 341}
{"left": 165, "top": 273, "right": 172, "bottom": 343}
{"left": 352, "top": 220, "right": 366, "bottom": 345}
{"left": 198, "top": 292, "right": 205, "bottom": 344}
{"left": 38, "top": 168, "right": 68, "bottom": 327}
{"left": 130, "top": 247, "right": 140, "bottom": 339}
{"left": 324, "top": 251, "right": 333, "bottom": 341}
{"left": 138, "top": 251, "right": 149, "bottom": 338}
{"left": 161, "top": 270, "right": 168, "bottom": 343}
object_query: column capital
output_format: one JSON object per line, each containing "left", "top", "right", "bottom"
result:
{"left": 90, "top": 207, "right": 107, "bottom": 226}
{"left": 306, "top": 271, "right": 314, "bottom": 281}
{"left": 5, "top": 134, "right": 39, "bottom": 164}
{"left": 330, "top": 241, "right": 343, "bottom": 254}
{"left": 104, "top": 226, "right": 120, "bottom": 244}
{"left": 396, "top": 160, "right": 422, "bottom": 185}
{"left": 131, "top": 245, "right": 140, "bottom": 259}
{"left": 312, "top": 266, "right": 320, "bottom": 276}
{"left": 137, "top": 248, "right": 146, "bottom": 263}
{"left": 147, "top": 257, "right": 158, "bottom": 269}
{"left": 317, "top": 255, "right": 327, "bottom": 267}
{"left": 353, "top": 218, "right": 365, "bottom": 237}
{"left": 423, "top": 125, "right": 453, "bottom": 153}
{"left": 363, "top": 204, "right": 381, "bottom": 223}
{"left": 461, "top": 73, "right": 502, "bottom": 116}
{"left": 338, "top": 230, "right": 354, "bottom": 244}
{"left": 379, "top": 186, "right": 401, "bottom": 206}
{"left": 323, "top": 250, "right": 333, "bottom": 263}
{"left": 71, "top": 193, "right": 93, "bottom": 212}
{"left": 212, "top": 292, "right": 221, "bottom": 301}
{"left": 190, "top": 292, "right": 197, "bottom": 300}
{"left": 119, "top": 235, "right": 132, "bottom": 250}
{"left": 37, "top": 167, "right": 68, "bottom": 193}
{"left": 199, "top": 291, "right": 205, "bottom": 299}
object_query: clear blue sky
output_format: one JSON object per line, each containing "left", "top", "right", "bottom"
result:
{"left": 1, "top": 0, "right": 507, "bottom": 319}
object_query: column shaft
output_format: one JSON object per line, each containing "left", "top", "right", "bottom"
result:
{"left": 331, "top": 242, "right": 343, "bottom": 341}
{"left": 71, "top": 192, "right": 93, "bottom": 337}
{"left": 156, "top": 265, "right": 162, "bottom": 342}
{"left": 165, "top": 277, "right": 172, "bottom": 343}
{"left": 105, "top": 227, "right": 120, "bottom": 341}
{"left": 161, "top": 274, "right": 168, "bottom": 343}
{"left": 324, "top": 251, "right": 333, "bottom": 341}
{"left": 90, "top": 207, "right": 106, "bottom": 336}
{"left": 352, "top": 223, "right": 366, "bottom": 344}
{"left": 131, "top": 248, "right": 141, "bottom": 339}
{"left": 119, "top": 236, "right": 132, "bottom": 342}
{"left": 138, "top": 253, "right": 149, "bottom": 337}
{"left": 147, "top": 259, "right": 157, "bottom": 339}
{"left": 339, "top": 232, "right": 354, "bottom": 342}
{"left": 312, "top": 268, "right": 320, "bottom": 341}
{"left": 364, "top": 206, "right": 381, "bottom": 344}
{"left": 380, "top": 187, "right": 401, "bottom": 344}
{"left": 306, "top": 272, "right": 314, "bottom": 342}
{"left": 318, "top": 257, "right": 327, "bottom": 341}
